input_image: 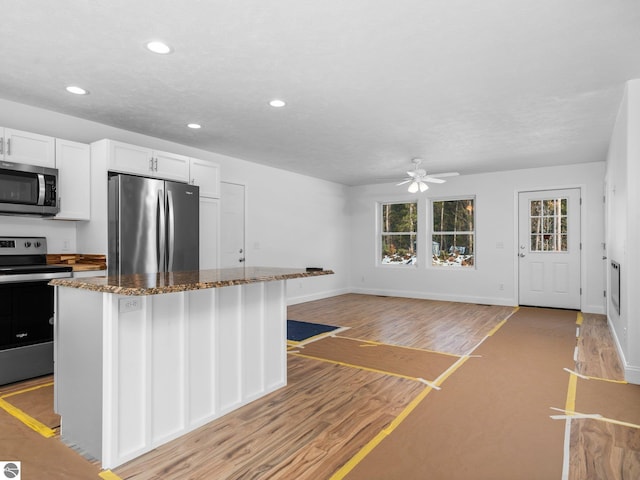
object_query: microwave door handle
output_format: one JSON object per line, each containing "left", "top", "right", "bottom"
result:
{"left": 37, "top": 174, "right": 45, "bottom": 205}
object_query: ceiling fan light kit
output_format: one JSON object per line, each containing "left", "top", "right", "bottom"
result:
{"left": 397, "top": 158, "right": 459, "bottom": 193}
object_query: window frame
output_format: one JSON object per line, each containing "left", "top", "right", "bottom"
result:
{"left": 430, "top": 195, "right": 476, "bottom": 269}
{"left": 378, "top": 200, "right": 419, "bottom": 267}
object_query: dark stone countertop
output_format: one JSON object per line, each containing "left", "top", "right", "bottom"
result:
{"left": 50, "top": 266, "right": 334, "bottom": 296}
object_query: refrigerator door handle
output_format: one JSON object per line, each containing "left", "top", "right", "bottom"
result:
{"left": 167, "top": 189, "right": 175, "bottom": 271}
{"left": 157, "top": 189, "right": 166, "bottom": 271}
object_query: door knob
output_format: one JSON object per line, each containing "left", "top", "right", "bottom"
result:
{"left": 518, "top": 253, "right": 526, "bottom": 257}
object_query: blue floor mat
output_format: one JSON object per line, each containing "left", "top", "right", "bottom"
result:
{"left": 287, "top": 319, "right": 340, "bottom": 342}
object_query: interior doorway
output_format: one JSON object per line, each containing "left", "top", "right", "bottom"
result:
{"left": 518, "top": 188, "right": 581, "bottom": 309}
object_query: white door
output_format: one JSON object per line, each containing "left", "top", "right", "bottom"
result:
{"left": 518, "top": 188, "right": 581, "bottom": 309}
{"left": 199, "top": 197, "right": 220, "bottom": 269}
{"left": 220, "top": 182, "right": 245, "bottom": 268}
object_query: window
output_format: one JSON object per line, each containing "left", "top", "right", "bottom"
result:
{"left": 380, "top": 202, "right": 417, "bottom": 265}
{"left": 529, "top": 198, "right": 567, "bottom": 252}
{"left": 432, "top": 198, "right": 475, "bottom": 267}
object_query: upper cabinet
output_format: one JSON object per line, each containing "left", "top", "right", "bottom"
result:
{"left": 107, "top": 140, "right": 189, "bottom": 183}
{"left": 189, "top": 158, "right": 220, "bottom": 198}
{"left": 1, "top": 128, "right": 55, "bottom": 167}
{"left": 54, "top": 139, "right": 91, "bottom": 220}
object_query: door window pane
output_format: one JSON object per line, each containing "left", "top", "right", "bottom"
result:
{"left": 529, "top": 197, "right": 567, "bottom": 252}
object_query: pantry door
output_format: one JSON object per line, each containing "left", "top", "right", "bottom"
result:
{"left": 518, "top": 188, "right": 581, "bottom": 309}
{"left": 220, "top": 182, "right": 246, "bottom": 268}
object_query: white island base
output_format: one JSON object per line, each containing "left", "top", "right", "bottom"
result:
{"left": 55, "top": 280, "right": 287, "bottom": 469}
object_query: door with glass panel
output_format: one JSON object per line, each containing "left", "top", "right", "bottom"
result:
{"left": 518, "top": 188, "right": 581, "bottom": 309}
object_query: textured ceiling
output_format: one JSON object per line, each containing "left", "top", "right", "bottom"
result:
{"left": 1, "top": 1, "right": 639, "bottom": 185}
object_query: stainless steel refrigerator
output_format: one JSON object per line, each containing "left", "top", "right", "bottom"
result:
{"left": 108, "top": 173, "right": 199, "bottom": 275}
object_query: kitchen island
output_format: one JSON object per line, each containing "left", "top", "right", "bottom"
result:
{"left": 51, "top": 267, "right": 333, "bottom": 469}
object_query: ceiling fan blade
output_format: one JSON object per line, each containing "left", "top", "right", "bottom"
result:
{"left": 396, "top": 179, "right": 412, "bottom": 186}
{"left": 424, "top": 177, "right": 446, "bottom": 184}
{"left": 429, "top": 172, "right": 459, "bottom": 178}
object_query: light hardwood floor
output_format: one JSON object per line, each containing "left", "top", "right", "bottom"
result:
{"left": 3, "top": 294, "right": 633, "bottom": 479}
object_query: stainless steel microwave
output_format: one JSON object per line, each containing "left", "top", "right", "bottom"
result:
{"left": 0, "top": 161, "right": 59, "bottom": 216}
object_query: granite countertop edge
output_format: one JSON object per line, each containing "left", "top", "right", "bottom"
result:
{"left": 50, "top": 268, "right": 334, "bottom": 296}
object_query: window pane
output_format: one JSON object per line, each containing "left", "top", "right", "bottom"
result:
{"left": 382, "top": 234, "right": 417, "bottom": 264}
{"left": 530, "top": 217, "right": 540, "bottom": 234}
{"left": 381, "top": 202, "right": 417, "bottom": 266}
{"left": 432, "top": 198, "right": 475, "bottom": 268}
{"left": 382, "top": 203, "right": 417, "bottom": 233}
{"left": 433, "top": 199, "right": 474, "bottom": 232}
{"left": 432, "top": 234, "right": 474, "bottom": 267}
{"left": 530, "top": 200, "right": 541, "bottom": 216}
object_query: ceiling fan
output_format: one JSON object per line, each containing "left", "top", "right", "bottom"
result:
{"left": 397, "top": 158, "right": 459, "bottom": 193}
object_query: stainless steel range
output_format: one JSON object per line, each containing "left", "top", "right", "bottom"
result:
{"left": 0, "top": 236, "right": 72, "bottom": 385}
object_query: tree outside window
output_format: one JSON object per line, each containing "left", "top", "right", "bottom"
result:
{"left": 381, "top": 202, "right": 417, "bottom": 265}
{"left": 432, "top": 198, "right": 475, "bottom": 267}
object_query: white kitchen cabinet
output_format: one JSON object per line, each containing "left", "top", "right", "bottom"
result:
{"left": 199, "top": 196, "right": 220, "bottom": 269}
{"left": 54, "top": 139, "right": 91, "bottom": 220}
{"left": 154, "top": 149, "right": 190, "bottom": 182}
{"left": 1, "top": 127, "right": 55, "bottom": 167}
{"left": 190, "top": 158, "right": 220, "bottom": 198}
{"left": 106, "top": 140, "right": 189, "bottom": 182}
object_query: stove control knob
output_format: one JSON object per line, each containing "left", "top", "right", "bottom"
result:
{"left": 34, "top": 241, "right": 41, "bottom": 248}
{"left": 24, "top": 241, "right": 31, "bottom": 248}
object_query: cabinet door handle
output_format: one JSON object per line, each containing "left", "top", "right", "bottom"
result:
{"left": 0, "top": 138, "right": 3, "bottom": 155}
{"left": 6, "top": 138, "right": 10, "bottom": 156}
{"left": 149, "top": 158, "right": 154, "bottom": 171}
{"left": 154, "top": 158, "right": 158, "bottom": 171}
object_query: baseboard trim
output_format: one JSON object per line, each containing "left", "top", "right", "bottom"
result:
{"left": 287, "top": 288, "right": 350, "bottom": 306}
{"left": 349, "top": 287, "right": 515, "bottom": 307}
{"left": 607, "top": 314, "right": 640, "bottom": 385}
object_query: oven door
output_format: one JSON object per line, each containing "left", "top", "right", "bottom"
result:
{"left": 0, "top": 280, "right": 54, "bottom": 350}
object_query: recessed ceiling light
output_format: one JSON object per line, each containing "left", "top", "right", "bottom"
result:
{"left": 269, "top": 99, "right": 286, "bottom": 108}
{"left": 146, "top": 41, "right": 172, "bottom": 54}
{"left": 65, "top": 85, "right": 89, "bottom": 95}
{"left": 187, "top": 123, "right": 202, "bottom": 129}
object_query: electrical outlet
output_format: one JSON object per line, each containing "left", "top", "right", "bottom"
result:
{"left": 119, "top": 297, "right": 142, "bottom": 313}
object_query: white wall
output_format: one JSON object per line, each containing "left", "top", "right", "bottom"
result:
{"left": 0, "top": 98, "right": 349, "bottom": 303}
{"left": 606, "top": 79, "right": 640, "bottom": 384}
{"left": 348, "top": 162, "right": 606, "bottom": 313}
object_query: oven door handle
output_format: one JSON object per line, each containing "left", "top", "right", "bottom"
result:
{"left": 0, "top": 271, "right": 72, "bottom": 284}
